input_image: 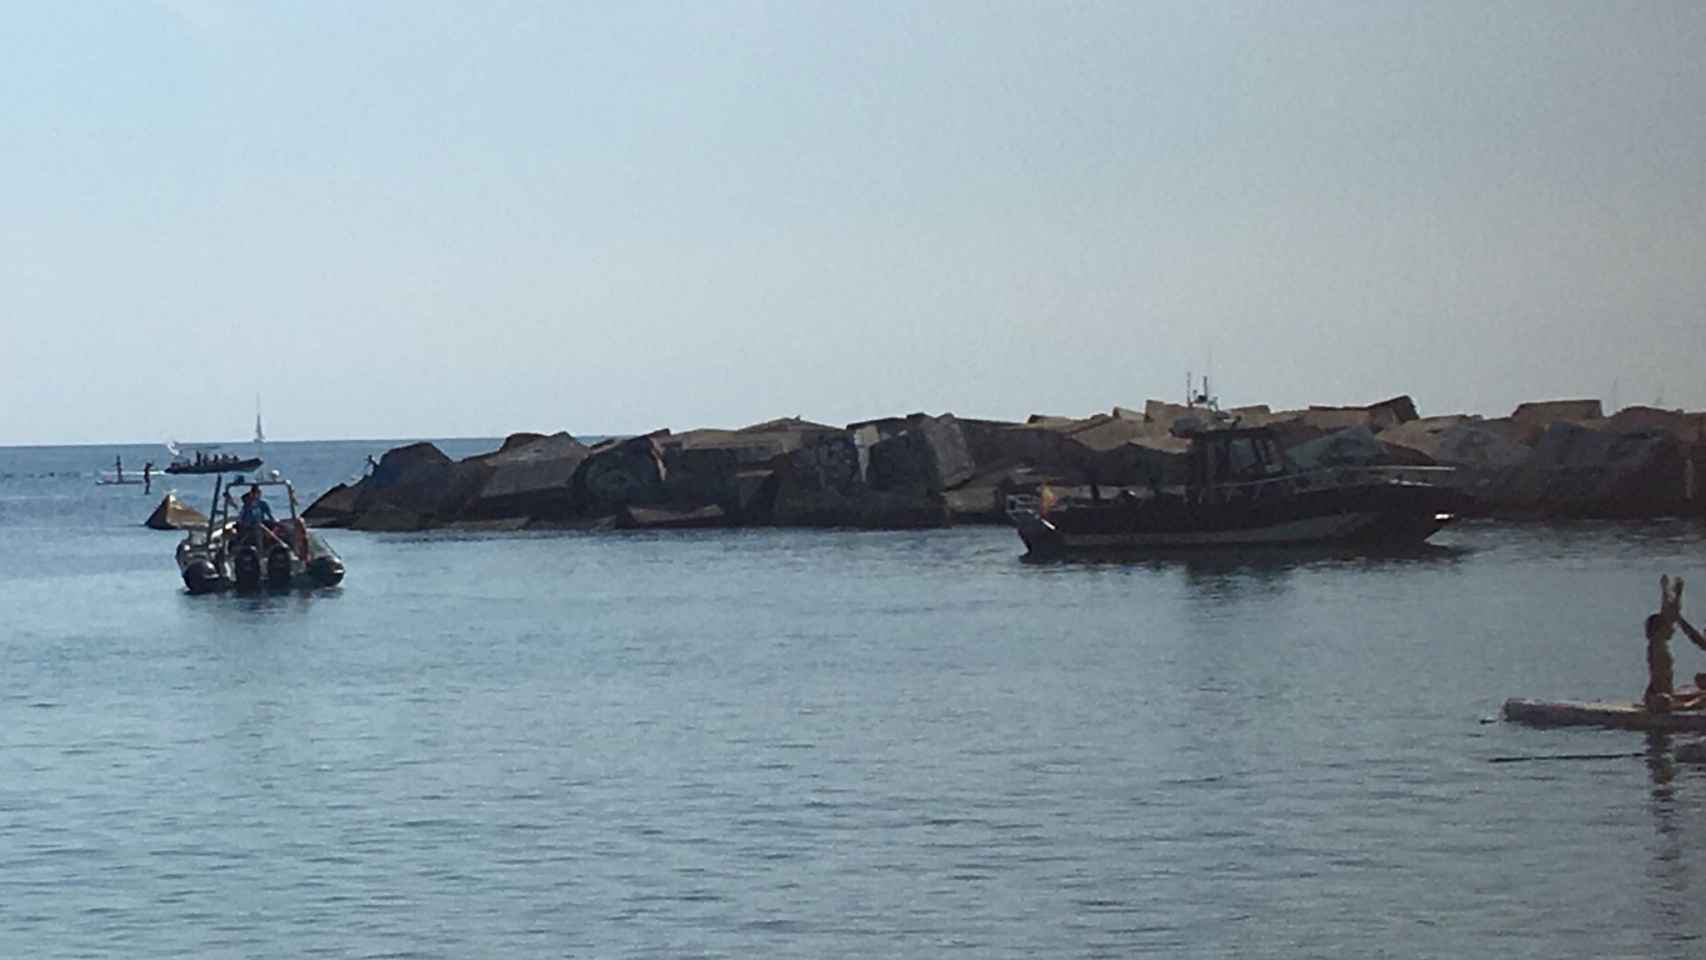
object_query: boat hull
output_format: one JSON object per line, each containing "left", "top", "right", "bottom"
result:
{"left": 178, "top": 554, "right": 345, "bottom": 594}
{"left": 1014, "top": 481, "right": 1460, "bottom": 556}
{"left": 165, "top": 458, "right": 263, "bottom": 475}
{"left": 176, "top": 521, "right": 344, "bottom": 594}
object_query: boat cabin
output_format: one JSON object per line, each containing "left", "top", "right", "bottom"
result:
{"left": 1180, "top": 424, "right": 1290, "bottom": 496}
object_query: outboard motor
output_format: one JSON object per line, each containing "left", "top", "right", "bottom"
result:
{"left": 266, "top": 546, "right": 293, "bottom": 587}
{"left": 233, "top": 544, "right": 262, "bottom": 592}
{"left": 181, "top": 557, "right": 221, "bottom": 594}
{"left": 307, "top": 555, "right": 345, "bottom": 587}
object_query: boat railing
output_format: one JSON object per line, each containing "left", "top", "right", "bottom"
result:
{"left": 1007, "top": 493, "right": 1043, "bottom": 515}
{"left": 1228, "top": 463, "right": 1458, "bottom": 495}
{"left": 180, "top": 474, "right": 305, "bottom": 549}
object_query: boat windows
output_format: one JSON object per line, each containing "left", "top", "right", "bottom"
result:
{"left": 1191, "top": 429, "right": 1292, "bottom": 489}
{"left": 1260, "top": 437, "right": 1285, "bottom": 474}
{"left": 1228, "top": 437, "right": 1266, "bottom": 478}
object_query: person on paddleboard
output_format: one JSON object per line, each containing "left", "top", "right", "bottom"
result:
{"left": 1644, "top": 575, "right": 1706, "bottom": 713}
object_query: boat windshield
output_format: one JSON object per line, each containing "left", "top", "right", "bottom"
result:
{"left": 1227, "top": 436, "right": 1260, "bottom": 476}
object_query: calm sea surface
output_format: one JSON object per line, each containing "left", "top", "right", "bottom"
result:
{"left": 5, "top": 439, "right": 1706, "bottom": 958}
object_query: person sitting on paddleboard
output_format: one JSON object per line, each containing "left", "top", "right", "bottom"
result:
{"left": 1644, "top": 576, "right": 1706, "bottom": 713}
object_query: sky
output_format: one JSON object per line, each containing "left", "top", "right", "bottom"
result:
{"left": 2, "top": 1, "right": 1703, "bottom": 444}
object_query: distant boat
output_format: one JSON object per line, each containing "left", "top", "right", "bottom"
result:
{"left": 163, "top": 402, "right": 267, "bottom": 476}
{"left": 1006, "top": 402, "right": 1466, "bottom": 557}
{"left": 164, "top": 454, "right": 263, "bottom": 475}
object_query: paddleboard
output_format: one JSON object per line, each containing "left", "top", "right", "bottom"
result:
{"left": 1503, "top": 697, "right": 1706, "bottom": 732}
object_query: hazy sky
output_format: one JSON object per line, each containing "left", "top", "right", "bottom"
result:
{"left": 3, "top": 1, "right": 1703, "bottom": 444}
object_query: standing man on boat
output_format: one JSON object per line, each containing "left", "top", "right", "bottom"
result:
{"left": 237, "top": 485, "right": 276, "bottom": 543}
{"left": 114, "top": 455, "right": 123, "bottom": 484}
{"left": 1644, "top": 576, "right": 1706, "bottom": 713}
{"left": 142, "top": 461, "right": 152, "bottom": 494}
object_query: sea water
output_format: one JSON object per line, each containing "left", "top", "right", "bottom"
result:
{"left": 4, "top": 440, "right": 1706, "bottom": 958}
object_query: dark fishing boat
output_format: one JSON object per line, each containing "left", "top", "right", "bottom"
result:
{"left": 175, "top": 471, "right": 344, "bottom": 593}
{"left": 165, "top": 411, "right": 266, "bottom": 475}
{"left": 1007, "top": 409, "right": 1466, "bottom": 558}
{"left": 164, "top": 453, "right": 263, "bottom": 475}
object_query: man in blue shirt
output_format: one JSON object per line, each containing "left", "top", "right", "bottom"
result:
{"left": 238, "top": 485, "right": 275, "bottom": 537}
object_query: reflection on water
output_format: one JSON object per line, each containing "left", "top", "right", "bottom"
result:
{"left": 1024, "top": 540, "right": 1473, "bottom": 616}
{"left": 1642, "top": 732, "right": 1706, "bottom": 953}
{"left": 1024, "top": 540, "right": 1470, "bottom": 572}
{"left": 173, "top": 587, "right": 347, "bottom": 631}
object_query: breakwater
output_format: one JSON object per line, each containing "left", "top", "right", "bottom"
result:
{"left": 302, "top": 396, "right": 1706, "bottom": 532}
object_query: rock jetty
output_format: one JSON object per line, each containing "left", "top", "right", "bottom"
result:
{"left": 303, "top": 397, "right": 1706, "bottom": 532}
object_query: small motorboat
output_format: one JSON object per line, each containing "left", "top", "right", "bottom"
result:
{"left": 176, "top": 472, "right": 344, "bottom": 593}
{"left": 162, "top": 430, "right": 264, "bottom": 475}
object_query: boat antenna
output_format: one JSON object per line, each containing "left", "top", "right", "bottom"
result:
{"left": 1205, "top": 339, "right": 1213, "bottom": 399}
{"left": 1185, "top": 371, "right": 1220, "bottom": 412}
